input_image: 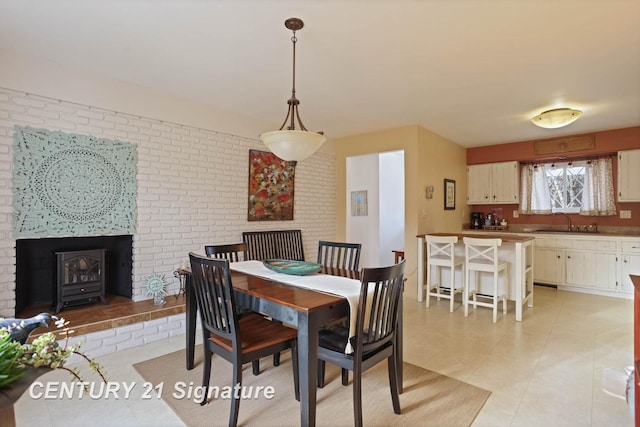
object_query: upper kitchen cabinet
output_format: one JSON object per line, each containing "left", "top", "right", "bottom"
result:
{"left": 618, "top": 149, "right": 640, "bottom": 202}
{"left": 467, "top": 161, "right": 520, "bottom": 204}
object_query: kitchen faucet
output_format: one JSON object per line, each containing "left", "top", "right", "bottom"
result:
{"left": 557, "top": 212, "right": 572, "bottom": 231}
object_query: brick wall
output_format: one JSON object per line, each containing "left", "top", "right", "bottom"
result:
{"left": 0, "top": 87, "right": 336, "bottom": 317}
{"left": 64, "top": 313, "right": 190, "bottom": 361}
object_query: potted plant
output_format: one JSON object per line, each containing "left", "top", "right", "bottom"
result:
{"left": 0, "top": 314, "right": 107, "bottom": 424}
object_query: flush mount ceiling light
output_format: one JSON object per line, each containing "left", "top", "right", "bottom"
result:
{"left": 531, "top": 108, "right": 583, "bottom": 129}
{"left": 259, "top": 18, "right": 326, "bottom": 166}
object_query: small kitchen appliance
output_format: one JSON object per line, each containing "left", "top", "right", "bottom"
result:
{"left": 471, "top": 212, "right": 483, "bottom": 229}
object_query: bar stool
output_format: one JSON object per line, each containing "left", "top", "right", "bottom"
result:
{"left": 425, "top": 235, "right": 465, "bottom": 312}
{"left": 463, "top": 237, "right": 509, "bottom": 323}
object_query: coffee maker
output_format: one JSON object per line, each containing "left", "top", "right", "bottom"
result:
{"left": 471, "top": 212, "right": 483, "bottom": 229}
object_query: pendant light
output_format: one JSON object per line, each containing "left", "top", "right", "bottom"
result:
{"left": 259, "top": 18, "right": 326, "bottom": 165}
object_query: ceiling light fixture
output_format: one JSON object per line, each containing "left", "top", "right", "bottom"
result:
{"left": 259, "top": 18, "right": 326, "bottom": 166}
{"left": 531, "top": 108, "right": 583, "bottom": 129}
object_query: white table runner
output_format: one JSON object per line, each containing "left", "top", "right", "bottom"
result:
{"left": 230, "top": 260, "right": 361, "bottom": 353}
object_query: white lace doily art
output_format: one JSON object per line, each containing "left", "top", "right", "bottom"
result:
{"left": 12, "top": 126, "right": 137, "bottom": 237}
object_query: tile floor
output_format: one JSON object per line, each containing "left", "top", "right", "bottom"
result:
{"left": 15, "top": 286, "right": 635, "bottom": 426}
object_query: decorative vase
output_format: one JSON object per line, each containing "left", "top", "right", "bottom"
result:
{"left": 153, "top": 295, "right": 166, "bottom": 306}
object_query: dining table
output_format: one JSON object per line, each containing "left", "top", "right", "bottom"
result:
{"left": 180, "top": 260, "right": 403, "bottom": 427}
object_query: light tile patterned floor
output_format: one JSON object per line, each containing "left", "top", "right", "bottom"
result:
{"left": 15, "top": 286, "right": 634, "bottom": 426}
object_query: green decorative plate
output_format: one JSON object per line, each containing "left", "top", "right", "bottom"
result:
{"left": 263, "top": 259, "right": 322, "bottom": 276}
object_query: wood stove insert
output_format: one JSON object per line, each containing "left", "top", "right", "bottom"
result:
{"left": 55, "top": 249, "right": 107, "bottom": 313}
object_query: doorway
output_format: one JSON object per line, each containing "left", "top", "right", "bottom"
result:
{"left": 346, "top": 150, "right": 405, "bottom": 267}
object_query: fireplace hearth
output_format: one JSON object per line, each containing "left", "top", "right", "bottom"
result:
{"left": 15, "top": 235, "right": 133, "bottom": 315}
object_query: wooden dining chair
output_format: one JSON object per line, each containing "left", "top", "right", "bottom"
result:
{"left": 189, "top": 253, "right": 299, "bottom": 426}
{"left": 204, "top": 243, "right": 281, "bottom": 371}
{"left": 317, "top": 260, "right": 405, "bottom": 427}
{"left": 317, "top": 240, "right": 362, "bottom": 271}
{"left": 204, "top": 243, "right": 247, "bottom": 262}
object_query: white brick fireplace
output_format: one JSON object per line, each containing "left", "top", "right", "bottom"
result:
{"left": 0, "top": 87, "right": 336, "bottom": 317}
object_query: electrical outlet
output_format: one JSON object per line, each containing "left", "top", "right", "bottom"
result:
{"left": 620, "top": 210, "right": 632, "bottom": 219}
{"left": 513, "top": 210, "right": 519, "bottom": 218}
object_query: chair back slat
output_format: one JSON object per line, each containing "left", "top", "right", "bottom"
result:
{"left": 317, "top": 240, "right": 362, "bottom": 270}
{"left": 356, "top": 260, "right": 405, "bottom": 355}
{"left": 242, "top": 230, "right": 305, "bottom": 261}
{"left": 189, "top": 253, "right": 238, "bottom": 344}
{"left": 205, "top": 243, "right": 248, "bottom": 262}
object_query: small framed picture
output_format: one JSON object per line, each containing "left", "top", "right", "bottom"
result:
{"left": 444, "top": 179, "right": 456, "bottom": 210}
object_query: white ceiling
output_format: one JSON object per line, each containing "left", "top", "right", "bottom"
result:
{"left": 0, "top": 0, "right": 638, "bottom": 148}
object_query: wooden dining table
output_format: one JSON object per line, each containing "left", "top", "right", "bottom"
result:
{"left": 181, "top": 263, "right": 402, "bottom": 427}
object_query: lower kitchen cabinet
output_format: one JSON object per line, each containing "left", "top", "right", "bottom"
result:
{"left": 565, "top": 250, "right": 618, "bottom": 291}
{"left": 534, "top": 247, "right": 564, "bottom": 285}
{"left": 621, "top": 255, "right": 640, "bottom": 292}
{"left": 533, "top": 233, "right": 636, "bottom": 297}
{"left": 621, "top": 241, "right": 640, "bottom": 293}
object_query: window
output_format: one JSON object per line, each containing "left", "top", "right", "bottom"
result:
{"left": 546, "top": 161, "right": 586, "bottom": 213}
{"left": 519, "top": 157, "right": 616, "bottom": 217}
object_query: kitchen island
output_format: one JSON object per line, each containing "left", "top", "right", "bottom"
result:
{"left": 417, "top": 232, "right": 535, "bottom": 321}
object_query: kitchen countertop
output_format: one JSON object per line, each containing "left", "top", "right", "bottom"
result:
{"left": 461, "top": 227, "right": 640, "bottom": 238}
{"left": 418, "top": 232, "right": 534, "bottom": 242}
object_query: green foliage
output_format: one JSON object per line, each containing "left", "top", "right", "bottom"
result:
{"left": 0, "top": 317, "right": 107, "bottom": 390}
{"left": 0, "top": 330, "right": 26, "bottom": 388}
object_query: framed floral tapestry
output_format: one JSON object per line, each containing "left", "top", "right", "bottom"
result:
{"left": 247, "top": 149, "right": 295, "bottom": 221}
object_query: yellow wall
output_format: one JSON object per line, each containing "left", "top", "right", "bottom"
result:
{"left": 335, "top": 125, "right": 467, "bottom": 299}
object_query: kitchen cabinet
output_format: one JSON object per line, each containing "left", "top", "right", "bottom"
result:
{"left": 531, "top": 233, "right": 633, "bottom": 297}
{"left": 534, "top": 247, "right": 564, "bottom": 284}
{"left": 618, "top": 149, "right": 640, "bottom": 202}
{"left": 467, "top": 161, "right": 519, "bottom": 205}
{"left": 565, "top": 250, "right": 618, "bottom": 291}
{"left": 621, "top": 241, "right": 640, "bottom": 292}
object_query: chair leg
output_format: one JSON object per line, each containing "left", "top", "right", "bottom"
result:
{"left": 317, "top": 360, "right": 326, "bottom": 388}
{"left": 230, "top": 362, "right": 242, "bottom": 427}
{"left": 387, "top": 354, "right": 401, "bottom": 414}
{"left": 449, "top": 267, "right": 455, "bottom": 313}
{"left": 464, "top": 267, "right": 470, "bottom": 317}
{"left": 503, "top": 267, "right": 509, "bottom": 315}
{"left": 252, "top": 359, "right": 260, "bottom": 376}
{"left": 426, "top": 263, "right": 431, "bottom": 307}
{"left": 291, "top": 344, "right": 300, "bottom": 402}
{"left": 493, "top": 272, "right": 498, "bottom": 323}
{"left": 353, "top": 365, "right": 363, "bottom": 427}
{"left": 342, "top": 368, "right": 349, "bottom": 386}
{"left": 201, "top": 345, "right": 212, "bottom": 406}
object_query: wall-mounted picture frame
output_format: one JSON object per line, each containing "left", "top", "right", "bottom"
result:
{"left": 350, "top": 190, "right": 368, "bottom": 216}
{"left": 444, "top": 179, "right": 456, "bottom": 210}
{"left": 247, "top": 149, "right": 295, "bottom": 221}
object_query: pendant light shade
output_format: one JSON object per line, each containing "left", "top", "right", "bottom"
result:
{"left": 259, "top": 18, "right": 326, "bottom": 165}
{"left": 531, "top": 108, "right": 582, "bottom": 129}
{"left": 260, "top": 130, "right": 326, "bottom": 162}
